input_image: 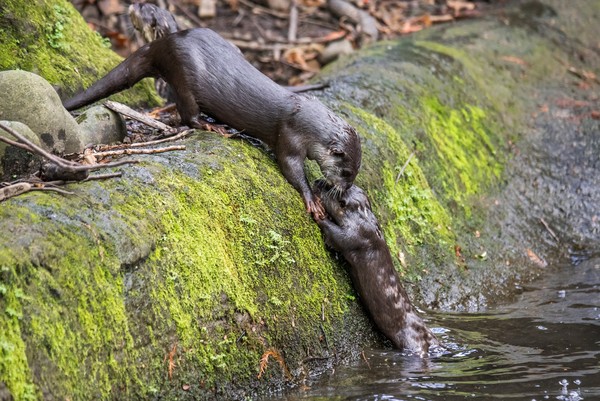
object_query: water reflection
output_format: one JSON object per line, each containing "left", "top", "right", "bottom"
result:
{"left": 274, "top": 258, "right": 600, "bottom": 401}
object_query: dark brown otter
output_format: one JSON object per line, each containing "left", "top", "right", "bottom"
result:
{"left": 129, "top": 3, "right": 179, "bottom": 42}
{"left": 63, "top": 28, "right": 361, "bottom": 218}
{"left": 313, "top": 180, "right": 439, "bottom": 355}
{"left": 128, "top": 3, "right": 328, "bottom": 94}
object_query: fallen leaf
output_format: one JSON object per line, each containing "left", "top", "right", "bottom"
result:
{"left": 166, "top": 343, "right": 177, "bottom": 380}
{"left": 555, "top": 97, "right": 591, "bottom": 108}
{"left": 428, "top": 14, "right": 454, "bottom": 23}
{"left": 320, "top": 30, "right": 348, "bottom": 43}
{"left": 567, "top": 66, "right": 600, "bottom": 83}
{"left": 501, "top": 55, "right": 529, "bottom": 66}
{"left": 526, "top": 248, "right": 547, "bottom": 268}
{"left": 257, "top": 348, "right": 292, "bottom": 380}
{"left": 448, "top": 0, "right": 475, "bottom": 15}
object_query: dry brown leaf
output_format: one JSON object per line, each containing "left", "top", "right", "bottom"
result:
{"left": 526, "top": 249, "right": 547, "bottom": 268}
{"left": 447, "top": 0, "right": 475, "bottom": 15}
{"left": 166, "top": 343, "right": 177, "bottom": 380}
{"left": 283, "top": 46, "right": 322, "bottom": 72}
{"left": 257, "top": 348, "right": 292, "bottom": 379}
{"left": 97, "top": 0, "right": 124, "bottom": 15}
{"left": 555, "top": 98, "right": 592, "bottom": 108}
{"left": 399, "top": 18, "right": 426, "bottom": 34}
{"left": 428, "top": 14, "right": 454, "bottom": 23}
{"left": 299, "top": 0, "right": 325, "bottom": 7}
{"left": 320, "top": 30, "right": 348, "bottom": 43}
{"left": 501, "top": 55, "right": 529, "bottom": 66}
{"left": 567, "top": 66, "right": 600, "bottom": 83}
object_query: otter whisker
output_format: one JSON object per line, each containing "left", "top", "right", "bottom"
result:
{"left": 324, "top": 186, "right": 337, "bottom": 201}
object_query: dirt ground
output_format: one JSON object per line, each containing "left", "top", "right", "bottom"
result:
{"left": 70, "top": 0, "right": 501, "bottom": 85}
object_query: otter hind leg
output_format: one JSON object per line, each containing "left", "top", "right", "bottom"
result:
{"left": 173, "top": 89, "right": 203, "bottom": 128}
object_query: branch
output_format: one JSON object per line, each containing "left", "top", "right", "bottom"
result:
{"left": 104, "top": 101, "right": 177, "bottom": 133}
{"left": 92, "top": 145, "right": 186, "bottom": 158}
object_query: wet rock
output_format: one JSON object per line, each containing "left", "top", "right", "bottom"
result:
{"left": 0, "top": 121, "right": 42, "bottom": 180}
{"left": 0, "top": 70, "right": 83, "bottom": 155}
{"left": 76, "top": 105, "right": 127, "bottom": 147}
{"left": 319, "top": 39, "right": 354, "bottom": 65}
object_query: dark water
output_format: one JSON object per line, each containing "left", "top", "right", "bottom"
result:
{"left": 275, "top": 258, "right": 600, "bottom": 401}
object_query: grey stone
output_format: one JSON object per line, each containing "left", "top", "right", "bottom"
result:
{"left": 0, "top": 121, "right": 42, "bottom": 180}
{"left": 319, "top": 39, "right": 354, "bottom": 65}
{"left": 0, "top": 70, "right": 83, "bottom": 154}
{"left": 76, "top": 105, "right": 127, "bottom": 147}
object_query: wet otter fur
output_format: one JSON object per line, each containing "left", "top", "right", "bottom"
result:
{"left": 63, "top": 28, "right": 361, "bottom": 218}
{"left": 313, "top": 180, "right": 438, "bottom": 355}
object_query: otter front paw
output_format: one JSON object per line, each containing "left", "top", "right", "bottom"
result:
{"left": 306, "top": 196, "right": 326, "bottom": 221}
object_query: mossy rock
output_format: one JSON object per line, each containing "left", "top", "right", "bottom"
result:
{"left": 0, "top": 0, "right": 160, "bottom": 107}
{"left": 1, "top": 0, "right": 600, "bottom": 399}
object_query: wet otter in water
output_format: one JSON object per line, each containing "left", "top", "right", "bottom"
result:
{"left": 313, "top": 180, "right": 439, "bottom": 355}
{"left": 63, "top": 28, "right": 361, "bottom": 218}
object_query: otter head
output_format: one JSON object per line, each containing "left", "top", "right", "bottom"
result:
{"left": 313, "top": 179, "right": 371, "bottom": 226}
{"left": 310, "top": 121, "right": 361, "bottom": 199}
{"left": 296, "top": 97, "right": 362, "bottom": 198}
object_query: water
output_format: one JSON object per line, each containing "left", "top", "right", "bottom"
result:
{"left": 274, "top": 258, "right": 600, "bottom": 401}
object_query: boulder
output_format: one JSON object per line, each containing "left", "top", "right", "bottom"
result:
{"left": 0, "top": 70, "right": 83, "bottom": 154}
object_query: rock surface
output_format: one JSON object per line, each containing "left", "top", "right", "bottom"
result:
{"left": 1, "top": 0, "right": 599, "bottom": 400}
{"left": 76, "top": 105, "right": 127, "bottom": 147}
{"left": 0, "top": 70, "right": 83, "bottom": 154}
{"left": 0, "top": 121, "right": 42, "bottom": 179}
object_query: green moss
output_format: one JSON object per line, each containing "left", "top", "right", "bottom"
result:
{"left": 0, "top": 278, "right": 38, "bottom": 401}
{"left": 0, "top": 231, "right": 139, "bottom": 399}
{"left": 343, "top": 106, "right": 455, "bottom": 278}
{"left": 129, "top": 142, "right": 352, "bottom": 387}
{"left": 0, "top": 133, "right": 358, "bottom": 399}
{"left": 418, "top": 96, "right": 503, "bottom": 215}
{"left": 0, "top": 0, "right": 159, "bottom": 106}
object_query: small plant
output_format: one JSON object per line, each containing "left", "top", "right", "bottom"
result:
{"left": 46, "top": 5, "right": 70, "bottom": 51}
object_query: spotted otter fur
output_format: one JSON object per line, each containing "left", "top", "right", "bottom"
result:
{"left": 314, "top": 180, "right": 438, "bottom": 355}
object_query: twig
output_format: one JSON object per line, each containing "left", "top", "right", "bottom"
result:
{"left": 361, "top": 350, "right": 371, "bottom": 369}
{"left": 250, "top": 14, "right": 271, "bottom": 42}
{"left": 171, "top": 0, "right": 205, "bottom": 27}
{"left": 228, "top": 38, "right": 294, "bottom": 51}
{"left": 394, "top": 151, "right": 415, "bottom": 184}
{"left": 0, "top": 181, "right": 76, "bottom": 202}
{"left": 92, "top": 145, "right": 186, "bottom": 158}
{"left": 540, "top": 217, "right": 559, "bottom": 243}
{"left": 0, "top": 121, "right": 137, "bottom": 184}
{"left": 288, "top": 0, "right": 299, "bottom": 42}
{"left": 0, "top": 182, "right": 32, "bottom": 202}
{"left": 96, "top": 129, "right": 193, "bottom": 151}
{"left": 83, "top": 172, "right": 123, "bottom": 181}
{"left": 0, "top": 122, "right": 78, "bottom": 167}
{"left": 238, "top": 0, "right": 290, "bottom": 19}
{"left": 0, "top": 134, "right": 32, "bottom": 151}
{"left": 104, "top": 100, "right": 177, "bottom": 133}
{"left": 32, "top": 186, "right": 74, "bottom": 196}
{"left": 327, "top": 0, "right": 378, "bottom": 43}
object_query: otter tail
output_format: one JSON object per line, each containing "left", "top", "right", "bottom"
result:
{"left": 63, "top": 45, "right": 156, "bottom": 111}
